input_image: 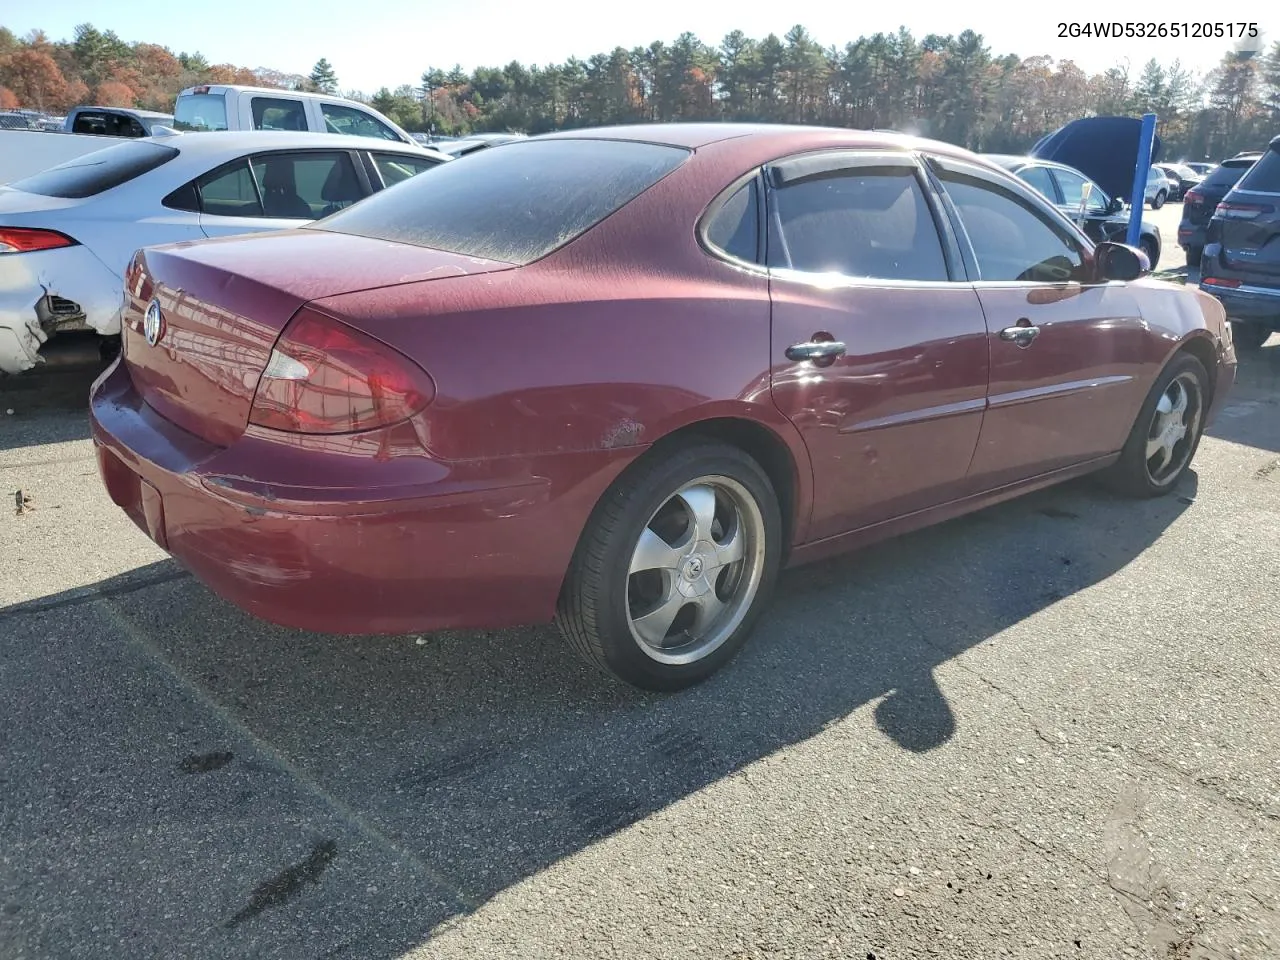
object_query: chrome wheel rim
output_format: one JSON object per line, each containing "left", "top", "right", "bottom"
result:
{"left": 1145, "top": 372, "right": 1202, "bottom": 486}
{"left": 625, "top": 475, "right": 767, "bottom": 665}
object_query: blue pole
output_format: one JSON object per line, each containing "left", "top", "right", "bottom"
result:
{"left": 1127, "top": 112, "right": 1157, "bottom": 248}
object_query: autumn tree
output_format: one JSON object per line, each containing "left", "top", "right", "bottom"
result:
{"left": 0, "top": 49, "right": 70, "bottom": 111}
{"left": 94, "top": 80, "right": 135, "bottom": 107}
{"left": 0, "top": 85, "right": 18, "bottom": 109}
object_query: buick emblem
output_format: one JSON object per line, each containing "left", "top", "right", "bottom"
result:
{"left": 143, "top": 299, "right": 165, "bottom": 347}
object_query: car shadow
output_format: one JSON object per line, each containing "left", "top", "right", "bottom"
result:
{"left": 0, "top": 365, "right": 101, "bottom": 451}
{"left": 0, "top": 470, "right": 1197, "bottom": 958}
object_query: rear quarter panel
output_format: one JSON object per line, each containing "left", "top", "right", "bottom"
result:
{"left": 312, "top": 135, "right": 818, "bottom": 537}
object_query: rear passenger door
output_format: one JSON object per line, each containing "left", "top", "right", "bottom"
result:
{"left": 765, "top": 151, "right": 992, "bottom": 538}
{"left": 170, "top": 150, "right": 371, "bottom": 238}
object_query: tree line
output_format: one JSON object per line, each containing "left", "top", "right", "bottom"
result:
{"left": 2, "top": 22, "right": 1278, "bottom": 160}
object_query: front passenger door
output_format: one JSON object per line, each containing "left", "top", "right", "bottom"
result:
{"left": 929, "top": 156, "right": 1148, "bottom": 488}
{"left": 765, "top": 151, "right": 991, "bottom": 540}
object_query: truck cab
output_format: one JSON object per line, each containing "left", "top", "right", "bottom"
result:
{"left": 173, "top": 85, "right": 415, "bottom": 145}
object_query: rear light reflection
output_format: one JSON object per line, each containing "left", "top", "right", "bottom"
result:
{"left": 1202, "top": 277, "right": 1242, "bottom": 288}
{"left": 248, "top": 308, "right": 436, "bottom": 434}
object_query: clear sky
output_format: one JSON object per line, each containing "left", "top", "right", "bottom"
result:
{"left": 6, "top": 1, "right": 1275, "bottom": 94}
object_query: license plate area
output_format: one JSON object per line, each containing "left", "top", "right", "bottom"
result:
{"left": 95, "top": 443, "right": 168, "bottom": 550}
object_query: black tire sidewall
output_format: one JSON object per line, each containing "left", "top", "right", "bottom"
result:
{"left": 589, "top": 445, "right": 783, "bottom": 691}
{"left": 1115, "top": 353, "right": 1209, "bottom": 496}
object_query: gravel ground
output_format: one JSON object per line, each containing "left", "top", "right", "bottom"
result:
{"left": 1, "top": 329, "right": 1278, "bottom": 960}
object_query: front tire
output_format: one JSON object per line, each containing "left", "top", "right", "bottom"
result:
{"left": 556, "top": 441, "right": 782, "bottom": 691}
{"left": 1231, "top": 322, "right": 1272, "bottom": 352}
{"left": 1104, "top": 353, "right": 1208, "bottom": 498}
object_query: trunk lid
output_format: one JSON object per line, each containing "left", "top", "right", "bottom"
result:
{"left": 123, "top": 229, "right": 515, "bottom": 446}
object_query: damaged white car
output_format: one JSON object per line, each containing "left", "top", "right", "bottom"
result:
{"left": 0, "top": 130, "right": 449, "bottom": 374}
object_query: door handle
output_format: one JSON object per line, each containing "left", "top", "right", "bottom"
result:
{"left": 999, "top": 325, "right": 1040, "bottom": 347}
{"left": 786, "top": 340, "right": 847, "bottom": 362}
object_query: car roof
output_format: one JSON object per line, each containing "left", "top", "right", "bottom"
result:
{"left": 147, "top": 130, "right": 450, "bottom": 161}
{"left": 534, "top": 122, "right": 977, "bottom": 156}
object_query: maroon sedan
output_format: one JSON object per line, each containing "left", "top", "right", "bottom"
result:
{"left": 91, "top": 124, "right": 1237, "bottom": 690}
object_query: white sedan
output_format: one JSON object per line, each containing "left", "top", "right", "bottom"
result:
{"left": 0, "top": 130, "right": 450, "bottom": 374}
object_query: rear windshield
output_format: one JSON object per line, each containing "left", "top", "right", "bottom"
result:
{"left": 1236, "top": 148, "right": 1280, "bottom": 193}
{"left": 313, "top": 138, "right": 691, "bottom": 265}
{"left": 174, "top": 93, "right": 228, "bottom": 132}
{"left": 10, "top": 141, "right": 179, "bottom": 198}
{"left": 1202, "top": 162, "right": 1253, "bottom": 189}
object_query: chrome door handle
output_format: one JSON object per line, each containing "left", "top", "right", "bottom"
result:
{"left": 786, "top": 340, "right": 847, "bottom": 362}
{"left": 999, "top": 325, "right": 1040, "bottom": 347}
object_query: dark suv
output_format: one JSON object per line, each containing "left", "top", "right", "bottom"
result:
{"left": 1198, "top": 136, "right": 1280, "bottom": 350}
{"left": 1179, "top": 154, "right": 1261, "bottom": 265}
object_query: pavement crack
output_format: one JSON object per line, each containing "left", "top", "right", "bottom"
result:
{"left": 1128, "top": 746, "right": 1280, "bottom": 824}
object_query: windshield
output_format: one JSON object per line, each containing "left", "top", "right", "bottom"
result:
{"left": 173, "top": 93, "right": 228, "bottom": 132}
{"left": 9, "top": 140, "right": 179, "bottom": 198}
{"left": 314, "top": 138, "right": 691, "bottom": 265}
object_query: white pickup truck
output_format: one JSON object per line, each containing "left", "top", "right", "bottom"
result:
{"left": 0, "top": 88, "right": 414, "bottom": 184}
{"left": 173, "top": 84, "right": 416, "bottom": 144}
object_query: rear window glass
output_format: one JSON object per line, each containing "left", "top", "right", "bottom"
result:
{"left": 314, "top": 138, "right": 690, "bottom": 265}
{"left": 1237, "top": 149, "right": 1280, "bottom": 193}
{"left": 10, "top": 141, "right": 178, "bottom": 198}
{"left": 174, "top": 93, "right": 228, "bottom": 132}
{"left": 1202, "top": 162, "right": 1252, "bottom": 189}
{"left": 704, "top": 179, "right": 759, "bottom": 262}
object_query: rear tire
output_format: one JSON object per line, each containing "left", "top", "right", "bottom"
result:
{"left": 1151, "top": 190, "right": 1167, "bottom": 210}
{"left": 1231, "top": 322, "right": 1272, "bottom": 352}
{"left": 1140, "top": 237, "right": 1160, "bottom": 271}
{"left": 1103, "top": 353, "right": 1208, "bottom": 498}
{"left": 556, "top": 441, "right": 783, "bottom": 691}
{"left": 1185, "top": 246, "right": 1203, "bottom": 269}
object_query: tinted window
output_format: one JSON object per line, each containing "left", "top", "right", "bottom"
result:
{"left": 1017, "top": 165, "right": 1056, "bottom": 200}
{"left": 251, "top": 152, "right": 361, "bottom": 217}
{"left": 323, "top": 103, "right": 401, "bottom": 141}
{"left": 705, "top": 179, "right": 759, "bottom": 262}
{"left": 252, "top": 97, "right": 307, "bottom": 132}
{"left": 1236, "top": 149, "right": 1280, "bottom": 193}
{"left": 1201, "top": 162, "right": 1252, "bottom": 190}
{"left": 10, "top": 141, "right": 178, "bottom": 199}
{"left": 71, "top": 111, "right": 146, "bottom": 137}
{"left": 174, "top": 93, "right": 228, "bottom": 132}
{"left": 768, "top": 166, "right": 948, "bottom": 281}
{"left": 938, "top": 167, "right": 1085, "bottom": 283}
{"left": 315, "top": 139, "right": 690, "bottom": 265}
{"left": 1053, "top": 168, "right": 1107, "bottom": 214}
{"left": 198, "top": 160, "right": 262, "bottom": 217}
{"left": 372, "top": 152, "right": 440, "bottom": 188}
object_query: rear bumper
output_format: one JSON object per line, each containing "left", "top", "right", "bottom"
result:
{"left": 1202, "top": 284, "right": 1280, "bottom": 327}
{"left": 89, "top": 358, "right": 633, "bottom": 635}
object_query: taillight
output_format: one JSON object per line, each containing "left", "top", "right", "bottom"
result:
{"left": 0, "top": 227, "right": 78, "bottom": 254}
{"left": 1215, "top": 201, "right": 1274, "bottom": 220}
{"left": 1202, "top": 277, "right": 1242, "bottom": 288}
{"left": 1183, "top": 189, "right": 1203, "bottom": 205}
{"left": 248, "top": 308, "right": 436, "bottom": 434}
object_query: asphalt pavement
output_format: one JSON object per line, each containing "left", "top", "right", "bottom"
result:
{"left": 2, "top": 284, "right": 1279, "bottom": 959}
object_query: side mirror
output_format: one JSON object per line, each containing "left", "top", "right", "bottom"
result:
{"left": 1095, "top": 241, "right": 1147, "bottom": 281}
{"left": 1107, "top": 197, "right": 1125, "bottom": 215}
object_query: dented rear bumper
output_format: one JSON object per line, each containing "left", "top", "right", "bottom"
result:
{"left": 0, "top": 245, "right": 123, "bottom": 374}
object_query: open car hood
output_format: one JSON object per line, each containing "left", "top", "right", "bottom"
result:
{"left": 1031, "top": 117, "right": 1163, "bottom": 201}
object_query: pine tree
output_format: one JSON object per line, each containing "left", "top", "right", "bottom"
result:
{"left": 308, "top": 58, "right": 337, "bottom": 94}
